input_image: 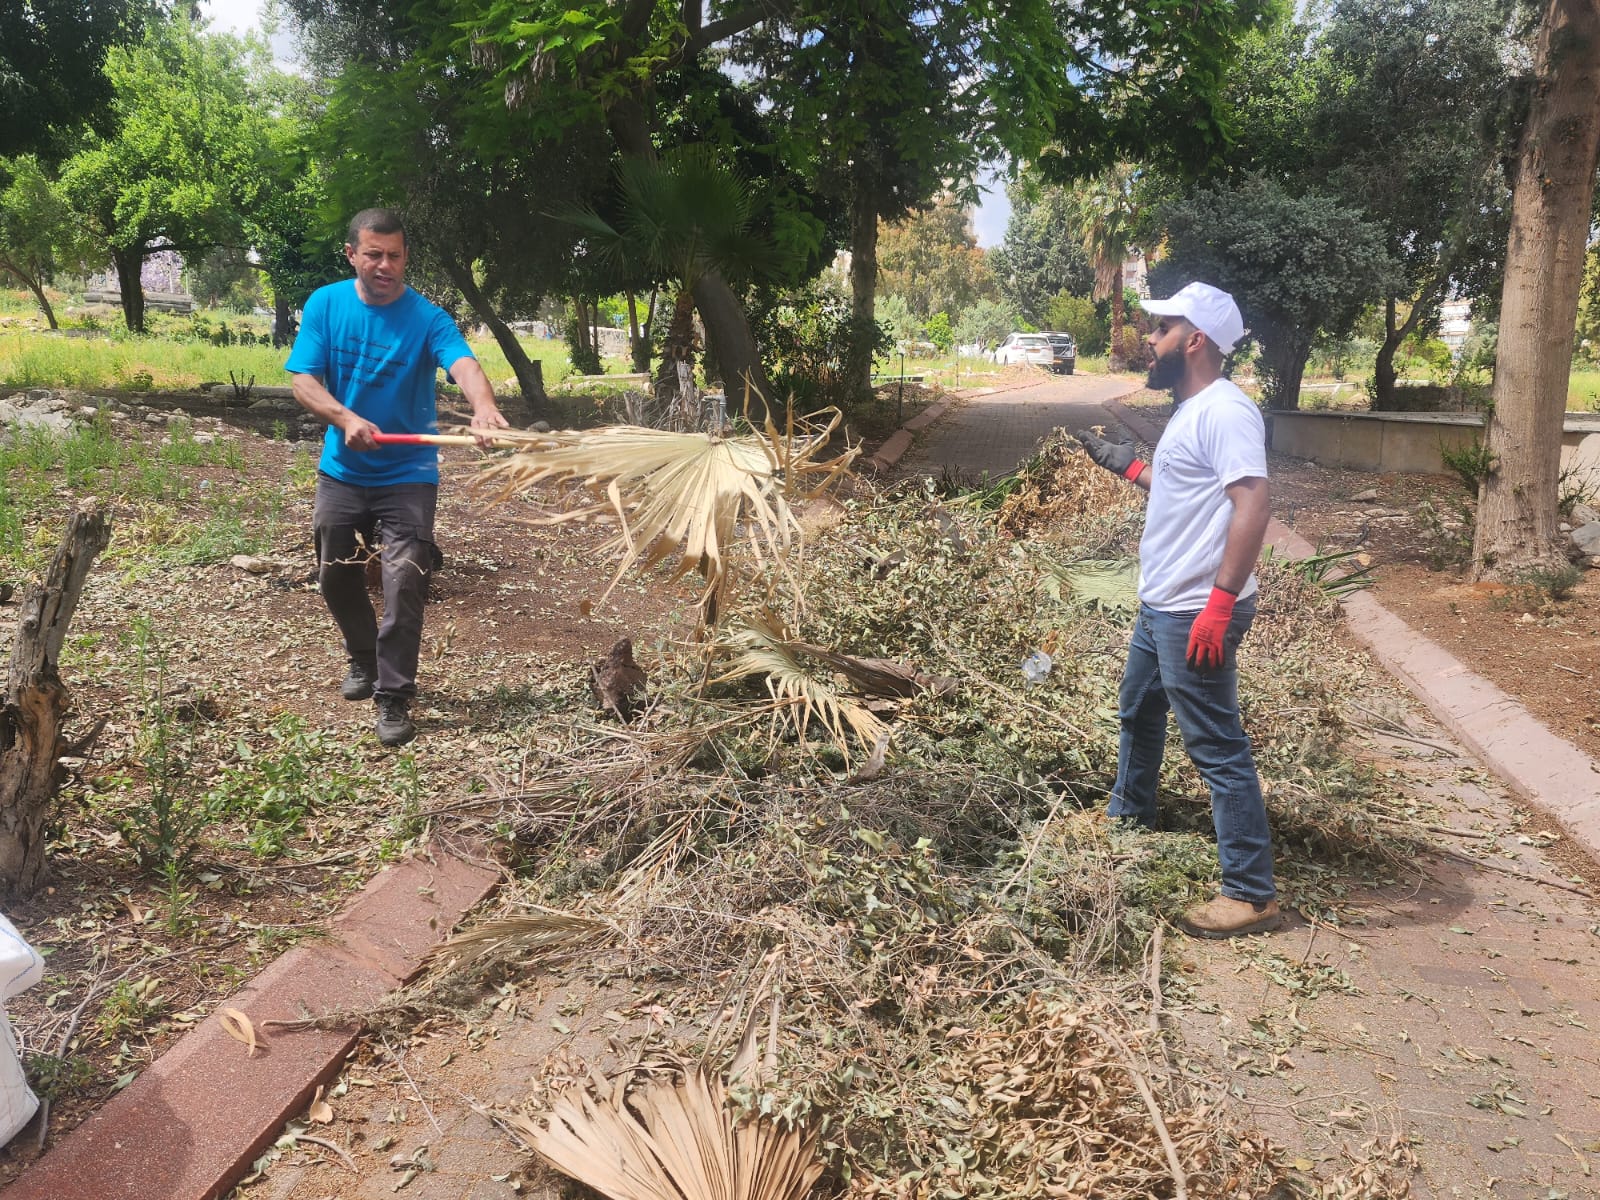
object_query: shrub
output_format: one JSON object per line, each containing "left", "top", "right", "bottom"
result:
{"left": 1043, "top": 291, "right": 1107, "bottom": 353}
{"left": 925, "top": 311, "right": 953, "bottom": 352}
{"left": 749, "top": 282, "right": 892, "bottom": 410}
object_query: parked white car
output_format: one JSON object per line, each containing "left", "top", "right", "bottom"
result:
{"left": 993, "top": 332, "right": 1055, "bottom": 369}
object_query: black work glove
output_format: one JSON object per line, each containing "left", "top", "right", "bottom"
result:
{"left": 1073, "top": 430, "right": 1146, "bottom": 481}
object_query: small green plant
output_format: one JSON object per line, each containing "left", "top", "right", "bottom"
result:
{"left": 1513, "top": 562, "right": 1584, "bottom": 604}
{"left": 114, "top": 618, "right": 215, "bottom": 869}
{"left": 160, "top": 860, "right": 200, "bottom": 937}
{"left": 25, "top": 1053, "right": 96, "bottom": 1101}
{"left": 95, "top": 977, "right": 162, "bottom": 1044}
{"left": 1558, "top": 464, "right": 1600, "bottom": 519}
{"left": 1415, "top": 498, "right": 1474, "bottom": 570}
{"left": 382, "top": 753, "right": 430, "bottom": 853}
{"left": 206, "top": 713, "right": 374, "bottom": 857}
{"left": 1440, "top": 438, "right": 1496, "bottom": 495}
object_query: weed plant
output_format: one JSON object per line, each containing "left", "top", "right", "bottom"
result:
{"left": 1440, "top": 438, "right": 1495, "bottom": 494}
{"left": 0, "top": 412, "right": 282, "bottom": 576}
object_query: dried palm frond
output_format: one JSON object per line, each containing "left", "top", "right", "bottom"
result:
{"left": 419, "top": 908, "right": 614, "bottom": 974}
{"left": 712, "top": 615, "right": 889, "bottom": 760}
{"left": 474, "top": 408, "right": 856, "bottom": 617}
{"left": 502, "top": 1061, "right": 824, "bottom": 1200}
{"left": 783, "top": 641, "right": 956, "bottom": 700}
{"left": 1039, "top": 558, "right": 1141, "bottom": 613}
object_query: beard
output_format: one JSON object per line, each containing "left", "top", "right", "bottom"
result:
{"left": 1146, "top": 345, "right": 1185, "bottom": 392}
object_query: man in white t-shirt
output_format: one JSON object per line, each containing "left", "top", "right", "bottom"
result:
{"left": 1075, "top": 282, "right": 1280, "bottom": 938}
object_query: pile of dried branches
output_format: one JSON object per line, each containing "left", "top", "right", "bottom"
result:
{"left": 406, "top": 435, "right": 1428, "bottom": 1198}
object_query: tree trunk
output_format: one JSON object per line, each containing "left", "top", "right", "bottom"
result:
{"left": 847, "top": 186, "right": 880, "bottom": 403}
{"left": 443, "top": 260, "right": 548, "bottom": 416}
{"left": 1262, "top": 335, "right": 1312, "bottom": 411}
{"left": 1473, "top": 0, "right": 1600, "bottom": 578}
{"left": 272, "top": 293, "right": 296, "bottom": 348}
{"left": 1372, "top": 297, "right": 1402, "bottom": 408}
{"left": 1374, "top": 286, "right": 1444, "bottom": 409}
{"left": 626, "top": 289, "right": 652, "bottom": 374}
{"left": 0, "top": 502, "right": 111, "bottom": 896}
{"left": 693, "top": 272, "right": 773, "bottom": 411}
{"left": 111, "top": 246, "right": 147, "bottom": 334}
{"left": 1, "top": 263, "right": 59, "bottom": 330}
{"left": 1108, "top": 284, "right": 1126, "bottom": 370}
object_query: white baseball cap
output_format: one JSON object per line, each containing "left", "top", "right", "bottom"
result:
{"left": 1140, "top": 282, "right": 1246, "bottom": 355}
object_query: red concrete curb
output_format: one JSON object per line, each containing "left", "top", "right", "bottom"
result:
{"left": 865, "top": 401, "right": 947, "bottom": 471}
{"left": 9, "top": 842, "right": 501, "bottom": 1200}
{"left": 1107, "top": 396, "right": 1600, "bottom": 860}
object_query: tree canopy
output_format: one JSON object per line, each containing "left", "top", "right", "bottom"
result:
{"left": 0, "top": 0, "right": 161, "bottom": 159}
{"left": 57, "top": 16, "right": 269, "bottom": 332}
{"left": 1155, "top": 175, "right": 1397, "bottom": 409}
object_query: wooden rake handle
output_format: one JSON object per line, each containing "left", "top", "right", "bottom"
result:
{"left": 371, "top": 431, "right": 502, "bottom": 447}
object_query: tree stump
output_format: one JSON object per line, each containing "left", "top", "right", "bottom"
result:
{"left": 0, "top": 501, "right": 111, "bottom": 896}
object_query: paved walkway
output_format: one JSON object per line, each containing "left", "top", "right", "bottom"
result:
{"left": 895, "top": 371, "right": 1142, "bottom": 480}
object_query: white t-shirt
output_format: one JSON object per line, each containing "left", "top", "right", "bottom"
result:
{"left": 1138, "top": 378, "right": 1268, "bottom": 612}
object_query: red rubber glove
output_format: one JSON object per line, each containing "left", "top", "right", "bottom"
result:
{"left": 1185, "top": 586, "right": 1237, "bottom": 671}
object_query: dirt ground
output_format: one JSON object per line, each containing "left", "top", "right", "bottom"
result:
{"left": 2, "top": 384, "right": 1599, "bottom": 1199}
{"left": 1270, "top": 458, "right": 1600, "bottom": 764}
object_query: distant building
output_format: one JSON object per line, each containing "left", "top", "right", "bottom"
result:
{"left": 1439, "top": 299, "right": 1473, "bottom": 357}
{"left": 1123, "top": 252, "right": 1149, "bottom": 299}
{"left": 85, "top": 248, "right": 193, "bottom": 313}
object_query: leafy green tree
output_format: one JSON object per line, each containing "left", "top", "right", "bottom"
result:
{"left": 239, "top": 77, "right": 346, "bottom": 347}
{"left": 1044, "top": 293, "right": 1108, "bottom": 354}
{"left": 1213, "top": 0, "right": 1515, "bottom": 407}
{"left": 875, "top": 197, "right": 998, "bottom": 321}
{"left": 925, "top": 312, "right": 953, "bottom": 353}
{"left": 1068, "top": 164, "right": 1143, "bottom": 367}
{"left": 58, "top": 16, "right": 266, "bottom": 332}
{"left": 954, "top": 299, "right": 1018, "bottom": 354}
{"left": 990, "top": 182, "right": 1094, "bottom": 325}
{"left": 876, "top": 294, "right": 919, "bottom": 346}
{"left": 1155, "top": 175, "right": 1397, "bottom": 409}
{"left": 563, "top": 145, "right": 800, "bottom": 410}
{"left": 0, "top": 156, "right": 94, "bottom": 328}
{"left": 0, "top": 0, "right": 158, "bottom": 159}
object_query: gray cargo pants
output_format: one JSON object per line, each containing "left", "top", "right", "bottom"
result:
{"left": 312, "top": 473, "right": 437, "bottom": 700}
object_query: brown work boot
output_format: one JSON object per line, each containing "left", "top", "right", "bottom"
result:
{"left": 1179, "top": 895, "right": 1282, "bottom": 939}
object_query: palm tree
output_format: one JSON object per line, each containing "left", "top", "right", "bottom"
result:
{"left": 563, "top": 145, "right": 790, "bottom": 425}
{"left": 1069, "top": 164, "right": 1141, "bottom": 369}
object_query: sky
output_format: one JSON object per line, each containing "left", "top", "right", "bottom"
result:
{"left": 199, "top": 0, "right": 264, "bottom": 36}
{"left": 196, "top": 0, "right": 1012, "bottom": 247}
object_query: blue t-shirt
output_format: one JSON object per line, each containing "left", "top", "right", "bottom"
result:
{"left": 285, "top": 280, "right": 474, "bottom": 486}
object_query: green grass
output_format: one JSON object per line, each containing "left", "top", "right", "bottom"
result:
{"left": 0, "top": 413, "right": 283, "bottom": 576}
{"left": 1571, "top": 368, "right": 1600, "bottom": 412}
{"left": 0, "top": 330, "right": 288, "bottom": 391}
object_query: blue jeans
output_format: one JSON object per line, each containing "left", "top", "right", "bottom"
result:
{"left": 1109, "top": 600, "right": 1276, "bottom": 904}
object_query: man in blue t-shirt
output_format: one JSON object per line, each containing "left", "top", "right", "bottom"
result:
{"left": 286, "top": 208, "right": 508, "bottom": 747}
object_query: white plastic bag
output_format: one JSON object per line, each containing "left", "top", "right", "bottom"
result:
{"left": 0, "top": 911, "right": 45, "bottom": 1146}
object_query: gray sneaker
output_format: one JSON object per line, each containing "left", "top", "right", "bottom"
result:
{"left": 374, "top": 694, "right": 416, "bottom": 747}
{"left": 341, "top": 658, "right": 377, "bottom": 701}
